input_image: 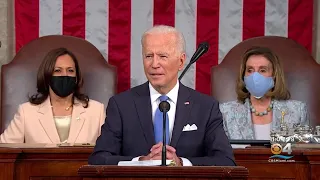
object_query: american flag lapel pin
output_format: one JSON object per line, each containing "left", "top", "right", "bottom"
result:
{"left": 184, "top": 101, "right": 190, "bottom": 105}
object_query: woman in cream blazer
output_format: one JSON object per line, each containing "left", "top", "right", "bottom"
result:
{"left": 0, "top": 48, "right": 105, "bottom": 144}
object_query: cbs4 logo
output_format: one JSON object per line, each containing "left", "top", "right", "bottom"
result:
{"left": 271, "top": 143, "right": 292, "bottom": 155}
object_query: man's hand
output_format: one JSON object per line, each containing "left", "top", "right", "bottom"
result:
{"left": 139, "top": 143, "right": 182, "bottom": 166}
{"left": 139, "top": 143, "right": 162, "bottom": 161}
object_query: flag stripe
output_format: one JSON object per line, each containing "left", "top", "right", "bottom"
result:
{"left": 196, "top": 0, "right": 220, "bottom": 95}
{"left": 85, "top": 0, "right": 109, "bottom": 59}
{"left": 265, "top": 0, "right": 288, "bottom": 36}
{"left": 130, "top": 0, "right": 153, "bottom": 88}
{"left": 153, "top": 0, "right": 175, "bottom": 26}
{"left": 108, "top": 0, "right": 131, "bottom": 92}
{"left": 63, "top": 0, "right": 86, "bottom": 38}
{"left": 85, "top": 0, "right": 108, "bottom": 60}
{"left": 243, "top": 0, "right": 265, "bottom": 40}
{"left": 218, "top": 0, "right": 243, "bottom": 63}
{"left": 15, "top": 0, "right": 39, "bottom": 53}
{"left": 175, "top": 0, "right": 197, "bottom": 89}
{"left": 288, "top": 0, "right": 313, "bottom": 52}
{"left": 39, "top": 0, "right": 62, "bottom": 36}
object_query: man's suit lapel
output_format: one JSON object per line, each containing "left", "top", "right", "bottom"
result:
{"left": 37, "top": 98, "right": 61, "bottom": 143}
{"left": 134, "top": 82, "right": 155, "bottom": 148}
{"left": 170, "top": 83, "right": 192, "bottom": 147}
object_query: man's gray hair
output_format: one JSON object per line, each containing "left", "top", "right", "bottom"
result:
{"left": 141, "top": 25, "right": 186, "bottom": 53}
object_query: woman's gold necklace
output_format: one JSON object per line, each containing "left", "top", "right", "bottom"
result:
{"left": 51, "top": 104, "right": 73, "bottom": 111}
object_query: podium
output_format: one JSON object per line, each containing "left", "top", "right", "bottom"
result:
{"left": 78, "top": 165, "right": 249, "bottom": 179}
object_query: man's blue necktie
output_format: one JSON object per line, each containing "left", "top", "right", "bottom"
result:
{"left": 154, "top": 95, "right": 170, "bottom": 145}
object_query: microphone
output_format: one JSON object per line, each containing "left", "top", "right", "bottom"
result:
{"left": 159, "top": 101, "right": 171, "bottom": 166}
{"left": 179, "top": 42, "right": 210, "bottom": 80}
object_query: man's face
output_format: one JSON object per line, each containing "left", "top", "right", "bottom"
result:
{"left": 142, "top": 32, "right": 185, "bottom": 92}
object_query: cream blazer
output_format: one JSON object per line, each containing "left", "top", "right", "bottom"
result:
{"left": 0, "top": 98, "right": 106, "bottom": 144}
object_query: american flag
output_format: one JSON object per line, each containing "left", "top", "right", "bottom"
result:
{"left": 15, "top": 0, "right": 313, "bottom": 95}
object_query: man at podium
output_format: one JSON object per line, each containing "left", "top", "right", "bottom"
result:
{"left": 88, "top": 25, "right": 235, "bottom": 166}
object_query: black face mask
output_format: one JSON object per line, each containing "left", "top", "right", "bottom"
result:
{"left": 50, "top": 76, "right": 77, "bottom": 97}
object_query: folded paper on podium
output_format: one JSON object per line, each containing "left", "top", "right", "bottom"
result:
{"left": 118, "top": 160, "right": 172, "bottom": 166}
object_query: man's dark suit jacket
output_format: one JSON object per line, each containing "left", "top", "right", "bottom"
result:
{"left": 88, "top": 82, "right": 236, "bottom": 166}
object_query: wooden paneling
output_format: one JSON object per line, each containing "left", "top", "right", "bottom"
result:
{"left": 0, "top": 146, "right": 319, "bottom": 179}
